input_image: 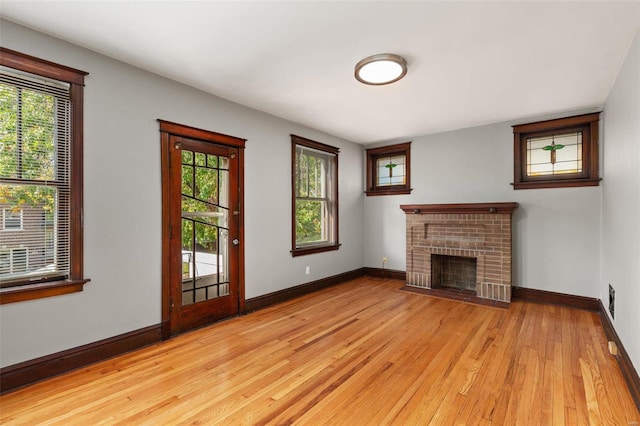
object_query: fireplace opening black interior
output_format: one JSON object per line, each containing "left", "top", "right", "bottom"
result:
{"left": 431, "top": 254, "right": 477, "bottom": 292}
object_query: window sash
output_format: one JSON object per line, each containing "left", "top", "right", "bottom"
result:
{"left": 0, "top": 68, "right": 72, "bottom": 287}
{"left": 291, "top": 135, "right": 339, "bottom": 255}
{"left": 295, "top": 146, "right": 336, "bottom": 246}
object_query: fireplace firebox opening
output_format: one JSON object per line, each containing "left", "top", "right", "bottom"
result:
{"left": 431, "top": 254, "right": 477, "bottom": 292}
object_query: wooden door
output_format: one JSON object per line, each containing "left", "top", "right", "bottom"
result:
{"left": 160, "top": 121, "right": 245, "bottom": 336}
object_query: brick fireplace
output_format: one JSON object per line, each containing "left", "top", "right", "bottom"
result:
{"left": 400, "top": 203, "right": 518, "bottom": 303}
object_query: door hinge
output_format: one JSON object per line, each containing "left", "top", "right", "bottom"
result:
{"left": 170, "top": 296, "right": 174, "bottom": 312}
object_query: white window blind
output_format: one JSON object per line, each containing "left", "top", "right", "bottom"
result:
{"left": 0, "top": 67, "right": 71, "bottom": 286}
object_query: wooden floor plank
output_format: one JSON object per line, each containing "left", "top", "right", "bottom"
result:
{"left": 1, "top": 277, "right": 638, "bottom": 425}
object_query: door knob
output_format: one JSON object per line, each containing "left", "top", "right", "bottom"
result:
{"left": 232, "top": 238, "right": 239, "bottom": 246}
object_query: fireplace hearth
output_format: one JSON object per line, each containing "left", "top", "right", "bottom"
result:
{"left": 401, "top": 203, "right": 518, "bottom": 303}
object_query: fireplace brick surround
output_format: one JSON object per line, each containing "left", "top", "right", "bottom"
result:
{"left": 401, "top": 203, "right": 518, "bottom": 303}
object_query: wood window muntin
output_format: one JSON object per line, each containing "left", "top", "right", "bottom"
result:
{"left": 512, "top": 113, "right": 600, "bottom": 190}
{"left": 291, "top": 134, "right": 339, "bottom": 257}
{"left": 366, "top": 142, "right": 411, "bottom": 196}
{"left": 0, "top": 48, "right": 89, "bottom": 303}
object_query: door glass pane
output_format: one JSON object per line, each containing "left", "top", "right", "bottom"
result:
{"left": 219, "top": 228, "right": 229, "bottom": 297}
{"left": 180, "top": 148, "right": 230, "bottom": 306}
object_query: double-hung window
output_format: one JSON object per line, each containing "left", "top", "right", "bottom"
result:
{"left": 0, "top": 48, "right": 89, "bottom": 303}
{"left": 291, "top": 135, "right": 339, "bottom": 256}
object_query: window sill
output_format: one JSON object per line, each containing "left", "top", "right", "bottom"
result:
{"left": 512, "top": 178, "right": 601, "bottom": 190}
{"left": 291, "top": 243, "right": 341, "bottom": 257}
{"left": 0, "top": 278, "right": 90, "bottom": 305}
{"left": 365, "top": 188, "right": 412, "bottom": 196}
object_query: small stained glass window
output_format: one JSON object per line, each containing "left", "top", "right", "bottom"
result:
{"left": 512, "top": 113, "right": 600, "bottom": 190}
{"left": 376, "top": 154, "right": 406, "bottom": 186}
{"left": 526, "top": 132, "right": 582, "bottom": 177}
{"left": 366, "top": 142, "right": 411, "bottom": 196}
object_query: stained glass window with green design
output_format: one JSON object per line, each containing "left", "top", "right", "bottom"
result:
{"left": 526, "top": 132, "right": 582, "bottom": 177}
{"left": 366, "top": 142, "right": 411, "bottom": 196}
{"left": 512, "top": 113, "right": 600, "bottom": 190}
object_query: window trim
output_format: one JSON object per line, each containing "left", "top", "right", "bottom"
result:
{"left": 2, "top": 208, "right": 23, "bottom": 231}
{"left": 0, "top": 48, "right": 90, "bottom": 304}
{"left": 365, "top": 142, "right": 412, "bottom": 196}
{"left": 512, "top": 113, "right": 601, "bottom": 190}
{"left": 291, "top": 134, "right": 340, "bottom": 257}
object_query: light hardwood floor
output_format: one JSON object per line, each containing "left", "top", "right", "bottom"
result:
{"left": 1, "top": 277, "right": 638, "bottom": 425}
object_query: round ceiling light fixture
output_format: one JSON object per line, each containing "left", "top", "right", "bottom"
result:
{"left": 355, "top": 53, "right": 407, "bottom": 85}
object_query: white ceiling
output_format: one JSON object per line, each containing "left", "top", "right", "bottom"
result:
{"left": 2, "top": 1, "right": 639, "bottom": 144}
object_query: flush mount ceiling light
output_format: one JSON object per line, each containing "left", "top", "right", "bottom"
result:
{"left": 355, "top": 53, "right": 407, "bottom": 85}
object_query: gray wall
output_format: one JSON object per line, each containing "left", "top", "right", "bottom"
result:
{"left": 364, "top": 112, "right": 603, "bottom": 298}
{"left": 0, "top": 20, "right": 365, "bottom": 367}
{"left": 602, "top": 29, "right": 640, "bottom": 373}
{"left": 1, "top": 19, "right": 638, "bottom": 377}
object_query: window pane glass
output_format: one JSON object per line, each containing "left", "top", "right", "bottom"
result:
{"left": 376, "top": 154, "right": 406, "bottom": 187}
{"left": 554, "top": 161, "right": 580, "bottom": 173}
{"left": 206, "top": 154, "right": 218, "bottom": 168}
{"left": 218, "top": 170, "right": 229, "bottom": 209}
{"left": 195, "top": 166, "right": 217, "bottom": 205}
{"left": 390, "top": 155, "right": 405, "bottom": 166}
{"left": 181, "top": 148, "right": 230, "bottom": 305}
{"left": 378, "top": 177, "right": 391, "bottom": 186}
{"left": 22, "top": 89, "right": 55, "bottom": 181}
{"left": 195, "top": 152, "right": 206, "bottom": 166}
{"left": 526, "top": 132, "right": 582, "bottom": 176}
{"left": 181, "top": 164, "right": 193, "bottom": 197}
{"left": 296, "top": 200, "right": 324, "bottom": 244}
{"left": 529, "top": 148, "right": 549, "bottom": 165}
{"left": 181, "top": 150, "right": 193, "bottom": 165}
{"left": 0, "top": 184, "right": 63, "bottom": 282}
{"left": 530, "top": 163, "right": 553, "bottom": 175}
{"left": 0, "top": 83, "right": 18, "bottom": 179}
{"left": 219, "top": 228, "right": 229, "bottom": 296}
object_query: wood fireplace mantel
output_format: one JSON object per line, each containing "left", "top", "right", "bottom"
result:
{"left": 400, "top": 202, "right": 519, "bottom": 215}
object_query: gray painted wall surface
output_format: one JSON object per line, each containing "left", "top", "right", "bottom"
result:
{"left": 364, "top": 113, "right": 603, "bottom": 298}
{"left": 0, "top": 20, "right": 365, "bottom": 367}
{"left": 1, "top": 19, "right": 637, "bottom": 377}
{"left": 602, "top": 29, "right": 640, "bottom": 373}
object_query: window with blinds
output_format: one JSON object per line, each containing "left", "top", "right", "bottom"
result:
{"left": 0, "top": 66, "right": 72, "bottom": 287}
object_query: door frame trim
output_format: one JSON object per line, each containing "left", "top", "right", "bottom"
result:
{"left": 159, "top": 120, "right": 246, "bottom": 338}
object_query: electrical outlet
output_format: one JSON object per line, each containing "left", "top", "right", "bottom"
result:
{"left": 609, "top": 284, "right": 615, "bottom": 319}
{"left": 305, "top": 266, "right": 310, "bottom": 275}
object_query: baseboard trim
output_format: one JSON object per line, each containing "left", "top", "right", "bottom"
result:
{"left": 244, "top": 267, "right": 367, "bottom": 312}
{"left": 0, "top": 324, "right": 162, "bottom": 395}
{"left": 363, "top": 267, "right": 406, "bottom": 281}
{"left": 511, "top": 286, "right": 600, "bottom": 311}
{"left": 597, "top": 301, "right": 640, "bottom": 411}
